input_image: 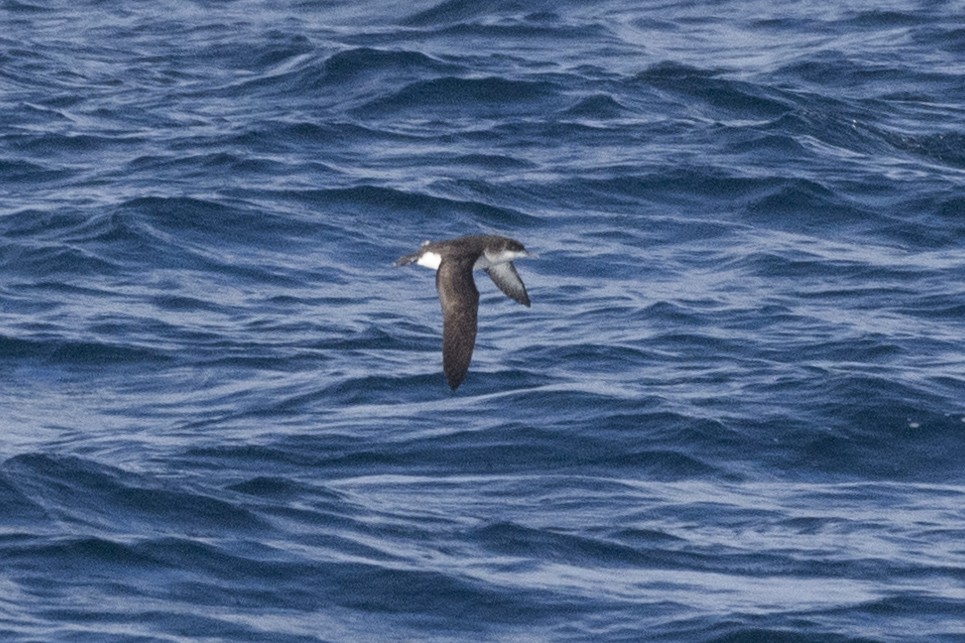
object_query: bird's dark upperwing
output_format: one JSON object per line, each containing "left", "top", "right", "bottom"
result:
{"left": 485, "top": 262, "right": 530, "bottom": 307}
{"left": 436, "top": 257, "right": 480, "bottom": 390}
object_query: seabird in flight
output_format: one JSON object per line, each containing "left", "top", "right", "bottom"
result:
{"left": 396, "top": 234, "right": 531, "bottom": 390}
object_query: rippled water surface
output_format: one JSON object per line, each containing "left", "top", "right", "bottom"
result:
{"left": 2, "top": 1, "right": 964, "bottom": 641}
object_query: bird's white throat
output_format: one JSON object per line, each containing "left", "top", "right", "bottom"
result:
{"left": 478, "top": 248, "right": 527, "bottom": 269}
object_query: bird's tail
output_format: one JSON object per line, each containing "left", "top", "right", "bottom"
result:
{"left": 395, "top": 240, "right": 432, "bottom": 267}
{"left": 394, "top": 252, "right": 420, "bottom": 267}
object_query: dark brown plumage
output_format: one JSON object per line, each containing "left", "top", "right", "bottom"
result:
{"left": 437, "top": 255, "right": 479, "bottom": 390}
{"left": 396, "top": 234, "right": 531, "bottom": 390}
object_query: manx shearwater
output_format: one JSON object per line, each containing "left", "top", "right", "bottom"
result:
{"left": 395, "top": 234, "right": 531, "bottom": 390}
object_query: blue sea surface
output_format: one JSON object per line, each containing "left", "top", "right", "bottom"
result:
{"left": 2, "top": 1, "right": 964, "bottom": 640}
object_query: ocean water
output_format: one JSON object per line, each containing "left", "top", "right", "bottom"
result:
{"left": 2, "top": 0, "right": 964, "bottom": 640}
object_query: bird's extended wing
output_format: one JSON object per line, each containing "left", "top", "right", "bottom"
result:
{"left": 485, "top": 262, "right": 530, "bottom": 307}
{"left": 436, "top": 257, "right": 480, "bottom": 390}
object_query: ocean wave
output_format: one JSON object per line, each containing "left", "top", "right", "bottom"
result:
{"left": 3, "top": 2, "right": 964, "bottom": 640}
